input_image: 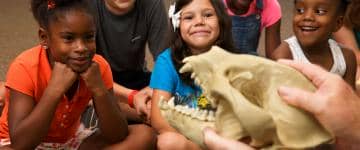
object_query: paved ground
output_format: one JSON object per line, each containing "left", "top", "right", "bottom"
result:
{"left": 0, "top": 0, "right": 294, "bottom": 81}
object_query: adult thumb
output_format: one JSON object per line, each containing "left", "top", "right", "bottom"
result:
{"left": 203, "top": 127, "right": 254, "bottom": 150}
{"left": 278, "top": 86, "right": 318, "bottom": 114}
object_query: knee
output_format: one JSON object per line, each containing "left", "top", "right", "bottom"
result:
{"left": 157, "top": 132, "right": 187, "bottom": 150}
{"left": 129, "top": 124, "right": 156, "bottom": 149}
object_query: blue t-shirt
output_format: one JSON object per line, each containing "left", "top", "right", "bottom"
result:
{"left": 150, "top": 49, "right": 202, "bottom": 108}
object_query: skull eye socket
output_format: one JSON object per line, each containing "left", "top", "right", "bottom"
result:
{"left": 227, "top": 71, "right": 265, "bottom": 108}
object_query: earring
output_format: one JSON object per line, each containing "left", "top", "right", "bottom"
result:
{"left": 42, "top": 45, "right": 48, "bottom": 50}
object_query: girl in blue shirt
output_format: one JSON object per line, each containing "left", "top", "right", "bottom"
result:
{"left": 150, "top": 0, "right": 236, "bottom": 149}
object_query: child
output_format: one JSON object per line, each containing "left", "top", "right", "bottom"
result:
{"left": 271, "top": 0, "right": 356, "bottom": 88}
{"left": 334, "top": 0, "right": 360, "bottom": 52}
{"left": 223, "top": 0, "right": 281, "bottom": 56}
{"left": 333, "top": 0, "right": 360, "bottom": 88}
{"left": 150, "top": 0, "right": 235, "bottom": 149}
{"left": 0, "top": 0, "right": 155, "bottom": 149}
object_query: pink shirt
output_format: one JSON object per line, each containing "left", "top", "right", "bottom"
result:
{"left": 223, "top": 0, "right": 282, "bottom": 30}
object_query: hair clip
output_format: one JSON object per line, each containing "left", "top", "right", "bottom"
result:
{"left": 47, "top": 0, "right": 56, "bottom": 10}
{"left": 168, "top": 3, "right": 182, "bottom": 32}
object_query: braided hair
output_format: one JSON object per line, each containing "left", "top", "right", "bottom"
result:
{"left": 31, "top": 0, "right": 93, "bottom": 29}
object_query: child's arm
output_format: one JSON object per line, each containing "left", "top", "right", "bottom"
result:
{"left": 341, "top": 47, "right": 357, "bottom": 89}
{"left": 265, "top": 20, "right": 281, "bottom": 58}
{"left": 150, "top": 89, "right": 177, "bottom": 133}
{"left": 151, "top": 89, "right": 202, "bottom": 150}
{"left": 9, "top": 62, "right": 77, "bottom": 149}
{"left": 269, "top": 42, "right": 293, "bottom": 60}
{"left": 80, "top": 62, "right": 128, "bottom": 143}
{"left": 113, "top": 83, "right": 151, "bottom": 123}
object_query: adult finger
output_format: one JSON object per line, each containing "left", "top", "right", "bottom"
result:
{"left": 203, "top": 127, "right": 254, "bottom": 150}
{"left": 278, "top": 86, "right": 320, "bottom": 114}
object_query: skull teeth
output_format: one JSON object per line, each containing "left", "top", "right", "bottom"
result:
{"left": 191, "top": 73, "right": 196, "bottom": 79}
{"left": 159, "top": 97, "right": 216, "bottom": 121}
{"left": 168, "top": 97, "right": 175, "bottom": 107}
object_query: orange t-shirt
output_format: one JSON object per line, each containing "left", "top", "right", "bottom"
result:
{"left": 0, "top": 45, "right": 113, "bottom": 143}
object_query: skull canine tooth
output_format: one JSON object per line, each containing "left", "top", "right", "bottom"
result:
{"left": 182, "top": 56, "right": 191, "bottom": 63}
{"left": 179, "top": 63, "right": 192, "bottom": 73}
{"left": 158, "top": 96, "right": 168, "bottom": 109}
{"left": 195, "top": 78, "right": 201, "bottom": 85}
{"left": 168, "top": 97, "right": 175, "bottom": 108}
{"left": 191, "top": 73, "right": 196, "bottom": 79}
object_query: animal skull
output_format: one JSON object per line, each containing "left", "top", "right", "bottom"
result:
{"left": 158, "top": 46, "right": 332, "bottom": 149}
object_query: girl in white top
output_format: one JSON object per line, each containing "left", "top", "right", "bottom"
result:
{"left": 271, "top": 0, "right": 356, "bottom": 88}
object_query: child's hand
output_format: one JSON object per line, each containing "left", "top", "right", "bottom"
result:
{"left": 80, "top": 62, "right": 107, "bottom": 96}
{"left": 49, "top": 62, "right": 77, "bottom": 94}
{"left": 134, "top": 87, "right": 152, "bottom": 121}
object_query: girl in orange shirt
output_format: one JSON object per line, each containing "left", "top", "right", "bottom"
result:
{"left": 0, "top": 0, "right": 155, "bottom": 149}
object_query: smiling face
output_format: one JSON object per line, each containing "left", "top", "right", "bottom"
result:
{"left": 293, "top": 0, "right": 343, "bottom": 48}
{"left": 179, "top": 0, "right": 220, "bottom": 55}
{"left": 43, "top": 9, "right": 96, "bottom": 73}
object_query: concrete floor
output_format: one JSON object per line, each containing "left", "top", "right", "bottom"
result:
{"left": 0, "top": 0, "right": 294, "bottom": 81}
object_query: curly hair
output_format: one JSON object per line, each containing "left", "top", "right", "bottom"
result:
{"left": 169, "top": 0, "right": 236, "bottom": 86}
{"left": 293, "top": 0, "right": 349, "bottom": 14}
{"left": 31, "top": 0, "right": 93, "bottom": 29}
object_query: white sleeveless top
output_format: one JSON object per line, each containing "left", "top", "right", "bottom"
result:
{"left": 284, "top": 36, "right": 346, "bottom": 77}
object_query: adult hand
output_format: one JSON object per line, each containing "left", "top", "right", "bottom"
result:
{"left": 277, "top": 59, "right": 360, "bottom": 148}
{"left": 133, "top": 87, "right": 152, "bottom": 122}
{"left": 203, "top": 127, "right": 254, "bottom": 150}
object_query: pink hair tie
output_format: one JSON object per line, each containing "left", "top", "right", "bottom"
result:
{"left": 47, "top": 0, "right": 56, "bottom": 10}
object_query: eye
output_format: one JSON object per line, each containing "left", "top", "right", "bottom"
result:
{"left": 296, "top": 8, "right": 304, "bottom": 14}
{"left": 203, "top": 12, "right": 214, "bottom": 18}
{"left": 62, "top": 35, "right": 74, "bottom": 43}
{"left": 316, "top": 9, "right": 327, "bottom": 15}
{"left": 84, "top": 33, "right": 95, "bottom": 42}
{"left": 182, "top": 15, "right": 193, "bottom": 21}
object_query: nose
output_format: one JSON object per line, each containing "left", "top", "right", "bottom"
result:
{"left": 303, "top": 9, "right": 315, "bottom": 21}
{"left": 194, "top": 15, "right": 205, "bottom": 26}
{"left": 74, "top": 39, "right": 88, "bottom": 53}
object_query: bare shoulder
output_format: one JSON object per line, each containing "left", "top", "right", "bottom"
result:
{"left": 340, "top": 46, "right": 357, "bottom": 88}
{"left": 341, "top": 47, "right": 357, "bottom": 65}
{"left": 269, "top": 41, "right": 293, "bottom": 60}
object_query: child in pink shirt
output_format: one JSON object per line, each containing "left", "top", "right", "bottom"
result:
{"left": 223, "top": 0, "right": 281, "bottom": 56}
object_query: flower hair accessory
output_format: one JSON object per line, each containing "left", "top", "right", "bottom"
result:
{"left": 168, "top": 3, "right": 182, "bottom": 31}
{"left": 47, "top": 0, "right": 56, "bottom": 10}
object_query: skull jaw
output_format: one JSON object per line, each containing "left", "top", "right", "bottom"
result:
{"left": 160, "top": 46, "right": 333, "bottom": 149}
{"left": 159, "top": 97, "right": 216, "bottom": 148}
